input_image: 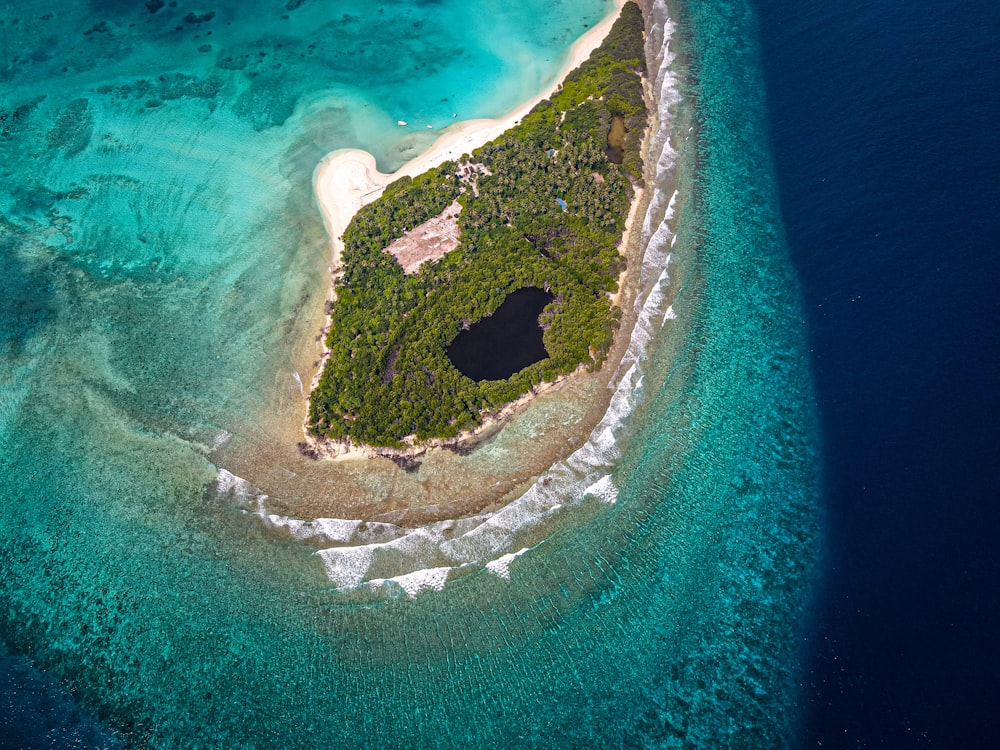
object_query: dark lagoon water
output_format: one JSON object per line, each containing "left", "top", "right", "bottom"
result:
{"left": 446, "top": 286, "right": 554, "bottom": 381}
{"left": 755, "top": 0, "right": 1000, "bottom": 744}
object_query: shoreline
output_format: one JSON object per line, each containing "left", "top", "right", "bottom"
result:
{"left": 302, "top": 364, "right": 589, "bottom": 463}
{"left": 307, "top": 0, "right": 630, "bottom": 460}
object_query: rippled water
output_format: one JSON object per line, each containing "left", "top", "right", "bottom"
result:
{"left": 1, "top": 0, "right": 819, "bottom": 745}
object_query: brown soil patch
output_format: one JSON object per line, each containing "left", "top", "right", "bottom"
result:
{"left": 385, "top": 200, "right": 462, "bottom": 274}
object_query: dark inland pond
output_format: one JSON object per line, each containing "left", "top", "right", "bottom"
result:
{"left": 447, "top": 286, "right": 554, "bottom": 381}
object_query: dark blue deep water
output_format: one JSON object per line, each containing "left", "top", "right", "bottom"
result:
{"left": 446, "top": 287, "right": 554, "bottom": 381}
{"left": 754, "top": 0, "right": 1000, "bottom": 745}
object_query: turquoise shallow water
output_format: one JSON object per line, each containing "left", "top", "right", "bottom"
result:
{"left": 1, "top": 0, "right": 819, "bottom": 746}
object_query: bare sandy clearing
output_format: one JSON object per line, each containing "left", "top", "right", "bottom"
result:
{"left": 385, "top": 200, "right": 462, "bottom": 274}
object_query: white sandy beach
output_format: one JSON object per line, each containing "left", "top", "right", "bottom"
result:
{"left": 314, "top": 0, "right": 626, "bottom": 273}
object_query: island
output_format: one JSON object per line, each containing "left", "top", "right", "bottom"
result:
{"left": 307, "top": 2, "right": 648, "bottom": 454}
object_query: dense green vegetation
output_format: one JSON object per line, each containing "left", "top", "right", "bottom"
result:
{"left": 308, "top": 2, "right": 647, "bottom": 447}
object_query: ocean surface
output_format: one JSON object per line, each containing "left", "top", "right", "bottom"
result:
{"left": 755, "top": 0, "right": 1000, "bottom": 745}
{"left": 2, "top": 0, "right": 824, "bottom": 747}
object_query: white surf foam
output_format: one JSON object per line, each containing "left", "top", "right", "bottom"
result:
{"left": 266, "top": 516, "right": 363, "bottom": 544}
{"left": 216, "top": 468, "right": 259, "bottom": 499}
{"left": 211, "top": 430, "right": 232, "bottom": 450}
{"left": 368, "top": 567, "right": 451, "bottom": 599}
{"left": 316, "top": 545, "right": 375, "bottom": 588}
{"left": 584, "top": 475, "right": 619, "bottom": 505}
{"left": 486, "top": 547, "right": 533, "bottom": 580}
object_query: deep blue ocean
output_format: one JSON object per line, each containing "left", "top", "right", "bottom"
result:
{"left": 755, "top": 0, "right": 1000, "bottom": 745}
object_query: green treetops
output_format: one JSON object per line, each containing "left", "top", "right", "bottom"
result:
{"left": 308, "top": 2, "right": 647, "bottom": 448}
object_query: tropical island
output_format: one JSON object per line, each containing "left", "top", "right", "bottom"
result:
{"left": 307, "top": 2, "right": 647, "bottom": 452}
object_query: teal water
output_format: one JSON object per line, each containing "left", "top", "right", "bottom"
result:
{"left": 1, "top": 0, "right": 819, "bottom": 746}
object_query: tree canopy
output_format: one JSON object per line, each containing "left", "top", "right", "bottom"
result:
{"left": 308, "top": 2, "right": 647, "bottom": 448}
